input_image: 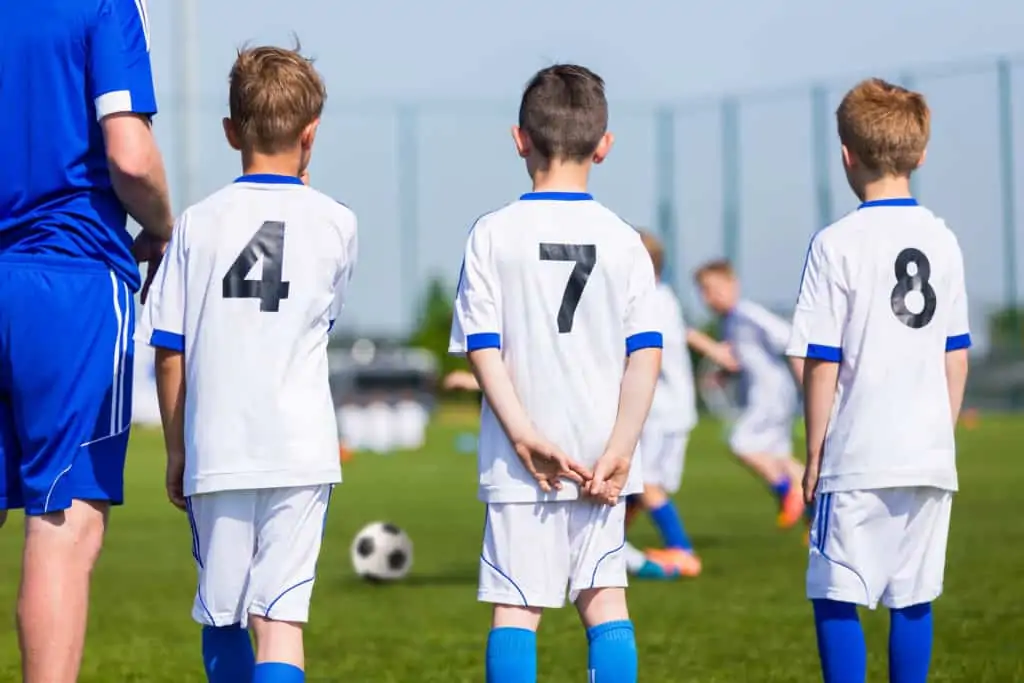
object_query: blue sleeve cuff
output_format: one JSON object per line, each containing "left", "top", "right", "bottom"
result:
{"left": 945, "top": 333, "right": 971, "bottom": 351}
{"left": 150, "top": 329, "right": 185, "bottom": 353}
{"left": 466, "top": 332, "right": 501, "bottom": 351}
{"left": 626, "top": 331, "right": 663, "bottom": 355}
{"left": 806, "top": 343, "right": 841, "bottom": 362}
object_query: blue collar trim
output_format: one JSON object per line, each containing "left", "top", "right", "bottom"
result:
{"left": 520, "top": 191, "right": 593, "bottom": 202}
{"left": 235, "top": 174, "right": 304, "bottom": 186}
{"left": 858, "top": 197, "right": 918, "bottom": 209}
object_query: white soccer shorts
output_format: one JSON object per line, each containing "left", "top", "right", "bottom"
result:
{"left": 639, "top": 427, "right": 690, "bottom": 494}
{"left": 807, "top": 487, "right": 952, "bottom": 610}
{"left": 728, "top": 407, "right": 793, "bottom": 457}
{"left": 185, "top": 484, "right": 333, "bottom": 627}
{"left": 479, "top": 500, "right": 627, "bottom": 609}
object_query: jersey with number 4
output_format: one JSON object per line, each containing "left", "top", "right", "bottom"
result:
{"left": 786, "top": 198, "right": 970, "bottom": 493}
{"left": 449, "top": 191, "right": 663, "bottom": 504}
{"left": 141, "top": 175, "right": 358, "bottom": 496}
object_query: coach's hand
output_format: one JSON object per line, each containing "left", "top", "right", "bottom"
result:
{"left": 514, "top": 434, "right": 590, "bottom": 493}
{"left": 133, "top": 232, "right": 169, "bottom": 304}
{"left": 584, "top": 452, "right": 631, "bottom": 506}
{"left": 165, "top": 451, "right": 187, "bottom": 511}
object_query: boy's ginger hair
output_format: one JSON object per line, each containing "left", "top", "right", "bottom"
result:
{"left": 229, "top": 44, "right": 326, "bottom": 154}
{"left": 693, "top": 259, "right": 735, "bottom": 282}
{"left": 836, "top": 78, "right": 930, "bottom": 176}
{"left": 637, "top": 229, "right": 664, "bottom": 278}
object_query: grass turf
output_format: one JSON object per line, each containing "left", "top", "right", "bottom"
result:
{"left": 0, "top": 409, "right": 1022, "bottom": 682}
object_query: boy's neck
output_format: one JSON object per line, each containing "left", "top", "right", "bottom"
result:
{"left": 241, "top": 149, "right": 303, "bottom": 178}
{"left": 858, "top": 175, "right": 914, "bottom": 203}
{"left": 530, "top": 159, "right": 591, "bottom": 194}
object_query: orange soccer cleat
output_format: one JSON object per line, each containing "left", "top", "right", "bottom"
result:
{"left": 777, "top": 486, "right": 806, "bottom": 529}
{"left": 340, "top": 443, "right": 354, "bottom": 463}
{"left": 645, "top": 548, "right": 703, "bottom": 578}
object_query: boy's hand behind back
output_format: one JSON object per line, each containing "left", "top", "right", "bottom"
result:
{"left": 513, "top": 433, "right": 591, "bottom": 493}
{"left": 584, "top": 451, "right": 632, "bottom": 505}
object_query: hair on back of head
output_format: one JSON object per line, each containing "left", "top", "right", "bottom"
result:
{"left": 637, "top": 229, "right": 664, "bottom": 277}
{"left": 836, "top": 78, "right": 930, "bottom": 176}
{"left": 229, "top": 40, "right": 327, "bottom": 154}
{"left": 518, "top": 64, "right": 608, "bottom": 163}
{"left": 694, "top": 258, "right": 734, "bottom": 281}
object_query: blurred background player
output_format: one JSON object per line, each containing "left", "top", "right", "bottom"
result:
{"left": 0, "top": 2, "right": 173, "bottom": 681}
{"left": 142, "top": 45, "right": 358, "bottom": 683}
{"left": 788, "top": 78, "right": 969, "bottom": 683}
{"left": 622, "top": 231, "right": 738, "bottom": 580}
{"left": 694, "top": 260, "right": 811, "bottom": 531}
{"left": 449, "top": 64, "right": 662, "bottom": 683}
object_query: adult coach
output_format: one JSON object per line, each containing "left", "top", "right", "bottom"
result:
{"left": 0, "top": 1, "right": 173, "bottom": 681}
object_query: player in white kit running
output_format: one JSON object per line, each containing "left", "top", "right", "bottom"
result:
{"left": 787, "top": 78, "right": 969, "bottom": 683}
{"left": 450, "top": 65, "right": 661, "bottom": 683}
{"left": 142, "top": 46, "right": 357, "bottom": 683}
{"left": 695, "top": 260, "right": 810, "bottom": 530}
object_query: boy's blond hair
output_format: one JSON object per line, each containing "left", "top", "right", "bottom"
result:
{"left": 637, "top": 229, "right": 664, "bottom": 277}
{"left": 693, "top": 259, "right": 735, "bottom": 282}
{"left": 229, "top": 44, "right": 326, "bottom": 154}
{"left": 836, "top": 78, "right": 930, "bottom": 176}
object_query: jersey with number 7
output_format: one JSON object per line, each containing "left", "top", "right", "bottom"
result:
{"left": 140, "top": 175, "right": 358, "bottom": 496}
{"left": 787, "top": 198, "right": 970, "bottom": 493}
{"left": 449, "top": 191, "right": 664, "bottom": 504}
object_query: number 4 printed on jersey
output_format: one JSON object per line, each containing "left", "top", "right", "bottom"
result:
{"left": 222, "top": 221, "right": 291, "bottom": 312}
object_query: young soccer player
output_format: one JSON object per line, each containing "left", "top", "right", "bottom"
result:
{"left": 142, "top": 45, "right": 358, "bottom": 683}
{"left": 622, "top": 231, "right": 738, "bottom": 579}
{"left": 787, "top": 78, "right": 969, "bottom": 683}
{"left": 450, "top": 64, "right": 662, "bottom": 683}
{"left": 695, "top": 261, "right": 809, "bottom": 528}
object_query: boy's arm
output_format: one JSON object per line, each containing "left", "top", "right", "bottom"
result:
{"left": 944, "top": 241, "right": 972, "bottom": 424}
{"left": 802, "top": 359, "right": 838, "bottom": 502}
{"left": 686, "top": 328, "right": 738, "bottom": 371}
{"left": 154, "top": 349, "right": 186, "bottom": 510}
{"left": 945, "top": 350, "right": 969, "bottom": 424}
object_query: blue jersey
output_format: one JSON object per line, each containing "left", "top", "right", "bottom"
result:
{"left": 0, "top": 0, "right": 157, "bottom": 291}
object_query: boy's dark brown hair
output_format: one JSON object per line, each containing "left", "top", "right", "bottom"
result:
{"left": 836, "top": 78, "right": 930, "bottom": 176}
{"left": 693, "top": 259, "right": 735, "bottom": 282}
{"left": 229, "top": 44, "right": 326, "bottom": 154}
{"left": 518, "top": 64, "right": 608, "bottom": 162}
{"left": 637, "top": 230, "right": 664, "bottom": 277}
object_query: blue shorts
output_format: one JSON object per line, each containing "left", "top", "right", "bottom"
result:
{"left": 0, "top": 258, "right": 135, "bottom": 515}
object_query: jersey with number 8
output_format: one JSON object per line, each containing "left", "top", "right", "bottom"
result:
{"left": 787, "top": 198, "right": 970, "bottom": 493}
{"left": 449, "top": 192, "right": 663, "bottom": 503}
{"left": 141, "top": 175, "right": 358, "bottom": 495}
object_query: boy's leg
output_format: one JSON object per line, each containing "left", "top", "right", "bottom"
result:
{"left": 812, "top": 599, "right": 866, "bottom": 683}
{"left": 569, "top": 500, "right": 637, "bottom": 683}
{"left": 730, "top": 411, "right": 804, "bottom": 527}
{"left": 3, "top": 267, "right": 135, "bottom": 683}
{"left": 480, "top": 502, "right": 571, "bottom": 683}
{"left": 623, "top": 541, "right": 677, "bottom": 579}
{"left": 888, "top": 604, "right": 932, "bottom": 683}
{"left": 637, "top": 430, "right": 700, "bottom": 576}
{"left": 188, "top": 491, "right": 258, "bottom": 683}
{"left": 245, "top": 485, "right": 333, "bottom": 682}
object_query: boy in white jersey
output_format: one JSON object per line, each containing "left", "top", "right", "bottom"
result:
{"left": 622, "top": 231, "right": 739, "bottom": 579}
{"left": 787, "top": 79, "right": 969, "bottom": 683}
{"left": 449, "top": 64, "right": 661, "bottom": 683}
{"left": 142, "top": 46, "right": 357, "bottom": 683}
{"left": 694, "top": 260, "right": 810, "bottom": 529}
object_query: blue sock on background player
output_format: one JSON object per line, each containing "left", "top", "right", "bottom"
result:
{"left": 253, "top": 662, "right": 305, "bottom": 683}
{"left": 889, "top": 603, "right": 933, "bottom": 683}
{"left": 649, "top": 501, "right": 693, "bottom": 551}
{"left": 813, "top": 599, "right": 866, "bottom": 683}
{"left": 771, "top": 477, "right": 791, "bottom": 502}
{"left": 486, "top": 627, "right": 537, "bottom": 683}
{"left": 587, "top": 620, "right": 638, "bottom": 683}
{"left": 202, "top": 624, "right": 255, "bottom": 683}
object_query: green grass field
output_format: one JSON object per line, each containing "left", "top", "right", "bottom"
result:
{"left": 1, "top": 410, "right": 1022, "bottom": 682}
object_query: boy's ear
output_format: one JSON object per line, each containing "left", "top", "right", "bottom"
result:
{"left": 223, "top": 118, "right": 242, "bottom": 151}
{"left": 511, "top": 126, "right": 531, "bottom": 158}
{"left": 840, "top": 144, "right": 855, "bottom": 170}
{"left": 301, "top": 119, "right": 320, "bottom": 150}
{"left": 592, "top": 132, "right": 614, "bottom": 165}
{"left": 916, "top": 148, "right": 927, "bottom": 171}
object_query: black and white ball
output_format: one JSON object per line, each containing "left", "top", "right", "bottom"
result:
{"left": 350, "top": 522, "right": 413, "bottom": 581}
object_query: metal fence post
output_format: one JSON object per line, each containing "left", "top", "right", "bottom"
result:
{"left": 900, "top": 73, "right": 923, "bottom": 197}
{"left": 810, "top": 84, "right": 833, "bottom": 230}
{"left": 997, "top": 59, "right": 1019, "bottom": 353}
{"left": 396, "top": 106, "right": 420, "bottom": 329}
{"left": 655, "top": 107, "right": 679, "bottom": 291}
{"left": 721, "top": 98, "right": 741, "bottom": 270}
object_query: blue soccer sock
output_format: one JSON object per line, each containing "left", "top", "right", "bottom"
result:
{"left": 813, "top": 599, "right": 867, "bottom": 683}
{"left": 587, "top": 620, "right": 638, "bottom": 683}
{"left": 253, "top": 662, "right": 305, "bottom": 683}
{"left": 889, "top": 603, "right": 933, "bottom": 683}
{"left": 649, "top": 501, "right": 693, "bottom": 551}
{"left": 486, "top": 627, "right": 537, "bottom": 683}
{"left": 201, "top": 624, "right": 255, "bottom": 683}
{"left": 771, "top": 477, "right": 792, "bottom": 502}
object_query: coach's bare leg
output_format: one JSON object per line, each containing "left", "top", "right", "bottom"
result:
{"left": 249, "top": 615, "right": 305, "bottom": 669}
{"left": 19, "top": 499, "right": 108, "bottom": 683}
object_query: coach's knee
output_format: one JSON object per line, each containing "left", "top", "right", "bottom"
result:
{"left": 27, "top": 500, "right": 108, "bottom": 571}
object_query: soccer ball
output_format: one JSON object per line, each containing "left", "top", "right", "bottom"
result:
{"left": 350, "top": 522, "right": 413, "bottom": 582}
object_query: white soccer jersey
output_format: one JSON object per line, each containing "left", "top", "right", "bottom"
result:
{"left": 723, "top": 300, "right": 799, "bottom": 416}
{"left": 141, "top": 174, "right": 358, "bottom": 496}
{"left": 449, "top": 191, "right": 663, "bottom": 504}
{"left": 647, "top": 283, "right": 698, "bottom": 432}
{"left": 786, "top": 198, "right": 970, "bottom": 493}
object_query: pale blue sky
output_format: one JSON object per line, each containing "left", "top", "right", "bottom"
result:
{"left": 146, "top": 0, "right": 1024, "bottom": 343}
